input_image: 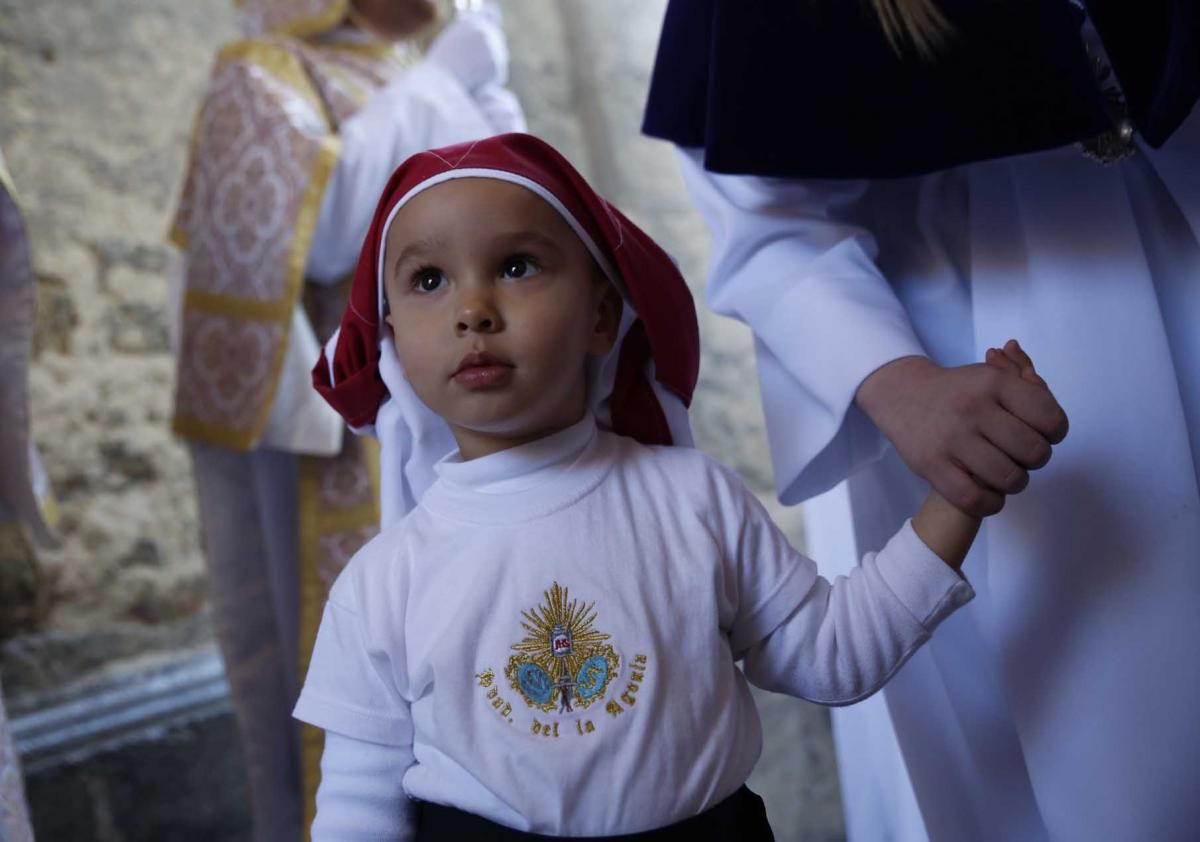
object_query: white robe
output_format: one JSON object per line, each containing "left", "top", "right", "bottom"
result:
{"left": 678, "top": 109, "right": 1200, "bottom": 841}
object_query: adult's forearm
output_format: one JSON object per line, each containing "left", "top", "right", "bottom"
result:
{"left": 676, "top": 149, "right": 925, "bottom": 500}
{"left": 854, "top": 354, "right": 933, "bottom": 436}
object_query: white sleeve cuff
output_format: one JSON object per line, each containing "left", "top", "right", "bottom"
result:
{"left": 757, "top": 278, "right": 925, "bottom": 505}
{"left": 674, "top": 148, "right": 925, "bottom": 504}
{"left": 876, "top": 519, "right": 975, "bottom": 629}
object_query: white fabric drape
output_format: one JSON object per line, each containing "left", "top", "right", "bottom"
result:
{"left": 679, "top": 110, "right": 1200, "bottom": 840}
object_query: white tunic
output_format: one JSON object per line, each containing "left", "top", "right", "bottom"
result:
{"left": 678, "top": 110, "right": 1200, "bottom": 841}
{"left": 295, "top": 416, "right": 972, "bottom": 838}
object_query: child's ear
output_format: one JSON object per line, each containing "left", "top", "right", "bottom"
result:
{"left": 385, "top": 312, "right": 395, "bottom": 331}
{"left": 588, "top": 284, "right": 623, "bottom": 356}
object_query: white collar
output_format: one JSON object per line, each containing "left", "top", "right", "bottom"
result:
{"left": 434, "top": 414, "right": 597, "bottom": 494}
{"left": 422, "top": 416, "right": 615, "bottom": 524}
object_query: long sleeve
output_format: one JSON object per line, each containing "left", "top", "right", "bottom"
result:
{"left": 297, "top": 540, "right": 422, "bottom": 839}
{"left": 288, "top": 54, "right": 522, "bottom": 452}
{"left": 470, "top": 82, "right": 527, "bottom": 136}
{"left": 740, "top": 521, "right": 973, "bottom": 705}
{"left": 311, "top": 732, "right": 416, "bottom": 842}
{"left": 677, "top": 148, "right": 925, "bottom": 504}
{"left": 306, "top": 61, "right": 502, "bottom": 283}
{"left": 710, "top": 462, "right": 973, "bottom": 705}
{"left": 307, "top": 1, "right": 527, "bottom": 286}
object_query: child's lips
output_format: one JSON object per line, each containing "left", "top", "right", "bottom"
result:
{"left": 453, "top": 364, "right": 514, "bottom": 389}
{"left": 452, "top": 352, "right": 514, "bottom": 389}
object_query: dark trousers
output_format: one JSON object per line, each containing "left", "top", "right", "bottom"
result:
{"left": 414, "top": 785, "right": 775, "bottom": 841}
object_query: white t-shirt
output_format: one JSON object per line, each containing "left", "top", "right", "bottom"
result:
{"left": 295, "top": 416, "right": 973, "bottom": 836}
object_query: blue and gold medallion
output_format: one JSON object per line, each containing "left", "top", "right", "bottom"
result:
{"left": 505, "top": 582, "right": 620, "bottom": 714}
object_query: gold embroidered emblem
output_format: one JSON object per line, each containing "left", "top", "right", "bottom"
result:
{"left": 505, "top": 582, "right": 620, "bottom": 714}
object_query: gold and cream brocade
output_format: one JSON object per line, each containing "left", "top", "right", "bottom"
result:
{"left": 170, "top": 24, "right": 407, "bottom": 833}
{"left": 171, "top": 36, "right": 409, "bottom": 450}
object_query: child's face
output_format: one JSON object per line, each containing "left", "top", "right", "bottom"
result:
{"left": 383, "top": 179, "right": 621, "bottom": 459}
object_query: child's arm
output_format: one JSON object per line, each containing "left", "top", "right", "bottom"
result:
{"left": 911, "top": 490, "right": 981, "bottom": 571}
{"left": 312, "top": 733, "right": 414, "bottom": 841}
{"left": 732, "top": 340, "right": 1060, "bottom": 705}
{"left": 910, "top": 339, "right": 1053, "bottom": 570}
{"left": 293, "top": 564, "right": 417, "bottom": 841}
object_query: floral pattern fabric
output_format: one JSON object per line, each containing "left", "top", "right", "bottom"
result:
{"left": 171, "top": 38, "right": 406, "bottom": 450}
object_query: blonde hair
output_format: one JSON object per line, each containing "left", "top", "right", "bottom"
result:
{"left": 870, "top": 0, "right": 954, "bottom": 58}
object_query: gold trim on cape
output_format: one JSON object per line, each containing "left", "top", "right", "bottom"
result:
{"left": 297, "top": 436, "right": 380, "bottom": 840}
{"left": 171, "top": 39, "right": 343, "bottom": 451}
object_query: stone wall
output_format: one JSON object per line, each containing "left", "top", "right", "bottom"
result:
{"left": 0, "top": 0, "right": 236, "bottom": 691}
{"left": 0, "top": 1, "right": 844, "bottom": 838}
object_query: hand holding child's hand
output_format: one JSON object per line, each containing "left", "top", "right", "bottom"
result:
{"left": 978, "top": 338, "right": 1068, "bottom": 504}
{"left": 911, "top": 339, "right": 1067, "bottom": 567}
{"left": 856, "top": 349, "right": 1069, "bottom": 518}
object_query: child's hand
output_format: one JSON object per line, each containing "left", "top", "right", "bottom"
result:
{"left": 979, "top": 338, "right": 1070, "bottom": 501}
{"left": 984, "top": 339, "right": 1047, "bottom": 389}
{"left": 856, "top": 352, "right": 1068, "bottom": 518}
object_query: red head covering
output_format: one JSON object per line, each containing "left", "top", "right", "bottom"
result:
{"left": 313, "top": 133, "right": 700, "bottom": 447}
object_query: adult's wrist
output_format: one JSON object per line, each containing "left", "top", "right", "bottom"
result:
{"left": 854, "top": 354, "right": 932, "bottom": 430}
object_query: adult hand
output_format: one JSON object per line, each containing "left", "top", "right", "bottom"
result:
{"left": 855, "top": 352, "right": 1068, "bottom": 517}
{"left": 984, "top": 338, "right": 1048, "bottom": 388}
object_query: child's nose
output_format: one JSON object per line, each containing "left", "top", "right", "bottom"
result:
{"left": 455, "top": 296, "right": 501, "bottom": 334}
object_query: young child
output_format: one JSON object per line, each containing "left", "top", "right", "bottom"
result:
{"left": 295, "top": 133, "right": 1055, "bottom": 841}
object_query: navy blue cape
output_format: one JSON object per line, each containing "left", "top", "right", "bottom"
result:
{"left": 643, "top": 0, "right": 1198, "bottom": 179}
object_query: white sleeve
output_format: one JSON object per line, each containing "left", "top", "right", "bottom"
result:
{"left": 677, "top": 148, "right": 926, "bottom": 504}
{"left": 258, "top": 304, "right": 344, "bottom": 455}
{"left": 471, "top": 82, "right": 527, "bottom": 135}
{"left": 739, "top": 518, "right": 974, "bottom": 705}
{"left": 305, "top": 61, "right": 501, "bottom": 284}
{"left": 294, "top": 595, "right": 413, "bottom": 746}
{"left": 435, "top": 3, "right": 525, "bottom": 133}
{"left": 706, "top": 462, "right": 973, "bottom": 704}
{"left": 311, "top": 731, "right": 416, "bottom": 842}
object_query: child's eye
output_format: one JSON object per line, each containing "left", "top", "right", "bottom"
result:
{"left": 500, "top": 254, "right": 540, "bottom": 280}
{"left": 411, "top": 267, "right": 447, "bottom": 293}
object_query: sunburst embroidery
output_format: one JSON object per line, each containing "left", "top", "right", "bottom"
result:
{"left": 505, "top": 582, "right": 620, "bottom": 714}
